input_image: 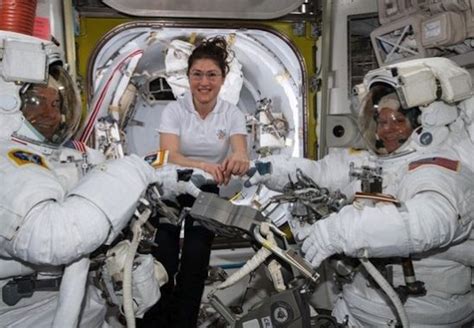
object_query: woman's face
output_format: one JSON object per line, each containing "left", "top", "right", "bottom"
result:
{"left": 188, "top": 58, "right": 224, "bottom": 108}
{"left": 376, "top": 107, "right": 413, "bottom": 153}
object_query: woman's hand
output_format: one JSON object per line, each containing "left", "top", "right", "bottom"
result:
{"left": 222, "top": 152, "right": 250, "bottom": 185}
{"left": 200, "top": 162, "right": 226, "bottom": 185}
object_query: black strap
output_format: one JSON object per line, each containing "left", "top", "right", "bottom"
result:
{"left": 2, "top": 276, "right": 61, "bottom": 306}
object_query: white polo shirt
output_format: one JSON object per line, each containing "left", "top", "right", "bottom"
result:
{"left": 158, "top": 92, "right": 247, "bottom": 164}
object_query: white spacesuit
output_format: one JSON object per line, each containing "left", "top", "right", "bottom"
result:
{"left": 0, "top": 31, "right": 200, "bottom": 327}
{"left": 248, "top": 58, "right": 474, "bottom": 327}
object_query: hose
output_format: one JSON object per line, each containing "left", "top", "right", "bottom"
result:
{"left": 122, "top": 202, "right": 152, "bottom": 328}
{"left": 52, "top": 257, "right": 91, "bottom": 328}
{"left": 216, "top": 246, "right": 272, "bottom": 290}
{"left": 215, "top": 223, "right": 277, "bottom": 290}
{"left": 0, "top": 0, "right": 37, "bottom": 35}
{"left": 359, "top": 252, "right": 409, "bottom": 328}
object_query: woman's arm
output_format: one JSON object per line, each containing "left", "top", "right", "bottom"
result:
{"left": 160, "top": 132, "right": 225, "bottom": 184}
{"left": 222, "top": 134, "right": 249, "bottom": 184}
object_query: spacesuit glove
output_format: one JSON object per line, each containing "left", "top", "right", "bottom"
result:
{"left": 131, "top": 254, "right": 168, "bottom": 318}
{"left": 188, "top": 167, "right": 216, "bottom": 188}
{"left": 244, "top": 161, "right": 271, "bottom": 187}
{"left": 244, "top": 155, "right": 294, "bottom": 191}
{"left": 85, "top": 146, "right": 107, "bottom": 165}
{"left": 154, "top": 165, "right": 213, "bottom": 200}
{"left": 299, "top": 213, "right": 346, "bottom": 268}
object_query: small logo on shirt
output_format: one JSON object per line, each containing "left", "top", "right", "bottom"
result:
{"left": 216, "top": 128, "right": 226, "bottom": 140}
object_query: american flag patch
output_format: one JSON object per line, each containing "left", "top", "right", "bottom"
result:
{"left": 408, "top": 157, "right": 460, "bottom": 172}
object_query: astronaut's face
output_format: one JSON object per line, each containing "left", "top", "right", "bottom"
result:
{"left": 22, "top": 85, "right": 63, "bottom": 141}
{"left": 188, "top": 58, "right": 224, "bottom": 109}
{"left": 376, "top": 107, "right": 413, "bottom": 153}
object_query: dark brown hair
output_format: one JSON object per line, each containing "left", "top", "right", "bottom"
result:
{"left": 187, "top": 36, "right": 230, "bottom": 77}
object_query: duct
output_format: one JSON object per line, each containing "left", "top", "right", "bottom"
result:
{"left": 102, "top": 0, "right": 305, "bottom": 20}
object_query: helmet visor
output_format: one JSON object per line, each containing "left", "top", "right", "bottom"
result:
{"left": 358, "top": 88, "right": 415, "bottom": 156}
{"left": 20, "top": 65, "right": 81, "bottom": 146}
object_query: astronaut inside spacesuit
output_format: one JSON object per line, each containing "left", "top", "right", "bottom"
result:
{"left": 21, "top": 82, "right": 63, "bottom": 142}
{"left": 247, "top": 57, "right": 474, "bottom": 327}
{"left": 0, "top": 31, "right": 202, "bottom": 327}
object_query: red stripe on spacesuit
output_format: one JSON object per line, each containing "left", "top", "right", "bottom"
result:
{"left": 408, "top": 157, "right": 460, "bottom": 172}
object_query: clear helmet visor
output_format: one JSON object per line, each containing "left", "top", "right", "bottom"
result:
{"left": 358, "top": 86, "right": 418, "bottom": 156}
{"left": 17, "top": 64, "right": 81, "bottom": 147}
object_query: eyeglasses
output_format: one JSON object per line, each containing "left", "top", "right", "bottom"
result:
{"left": 189, "top": 71, "right": 222, "bottom": 81}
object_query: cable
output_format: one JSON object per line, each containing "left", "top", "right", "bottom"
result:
{"left": 358, "top": 251, "right": 409, "bottom": 328}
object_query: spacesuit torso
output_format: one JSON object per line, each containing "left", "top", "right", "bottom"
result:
{"left": 0, "top": 29, "right": 175, "bottom": 327}
{"left": 0, "top": 139, "right": 109, "bottom": 328}
{"left": 324, "top": 143, "right": 474, "bottom": 327}
{"left": 254, "top": 56, "right": 474, "bottom": 327}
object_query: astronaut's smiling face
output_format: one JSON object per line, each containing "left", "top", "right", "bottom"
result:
{"left": 188, "top": 58, "right": 224, "bottom": 109}
{"left": 376, "top": 107, "right": 413, "bottom": 153}
{"left": 22, "top": 85, "right": 62, "bottom": 141}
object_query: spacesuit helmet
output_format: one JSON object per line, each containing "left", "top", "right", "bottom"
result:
{"left": 0, "top": 31, "right": 81, "bottom": 147}
{"left": 356, "top": 57, "right": 473, "bottom": 156}
{"left": 358, "top": 83, "right": 421, "bottom": 156}
{"left": 17, "top": 63, "right": 81, "bottom": 146}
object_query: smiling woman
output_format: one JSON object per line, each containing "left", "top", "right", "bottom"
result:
{"left": 186, "top": 37, "right": 228, "bottom": 123}
{"left": 138, "top": 36, "right": 249, "bottom": 328}
{"left": 187, "top": 60, "right": 225, "bottom": 119}
{"left": 161, "top": 36, "right": 249, "bottom": 183}
{"left": 375, "top": 93, "right": 414, "bottom": 153}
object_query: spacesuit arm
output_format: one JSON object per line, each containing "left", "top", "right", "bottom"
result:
{"left": 5, "top": 155, "right": 154, "bottom": 266}
{"left": 302, "top": 190, "right": 470, "bottom": 268}
{"left": 8, "top": 198, "right": 111, "bottom": 265}
{"left": 340, "top": 191, "right": 465, "bottom": 258}
{"left": 247, "top": 150, "right": 360, "bottom": 192}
